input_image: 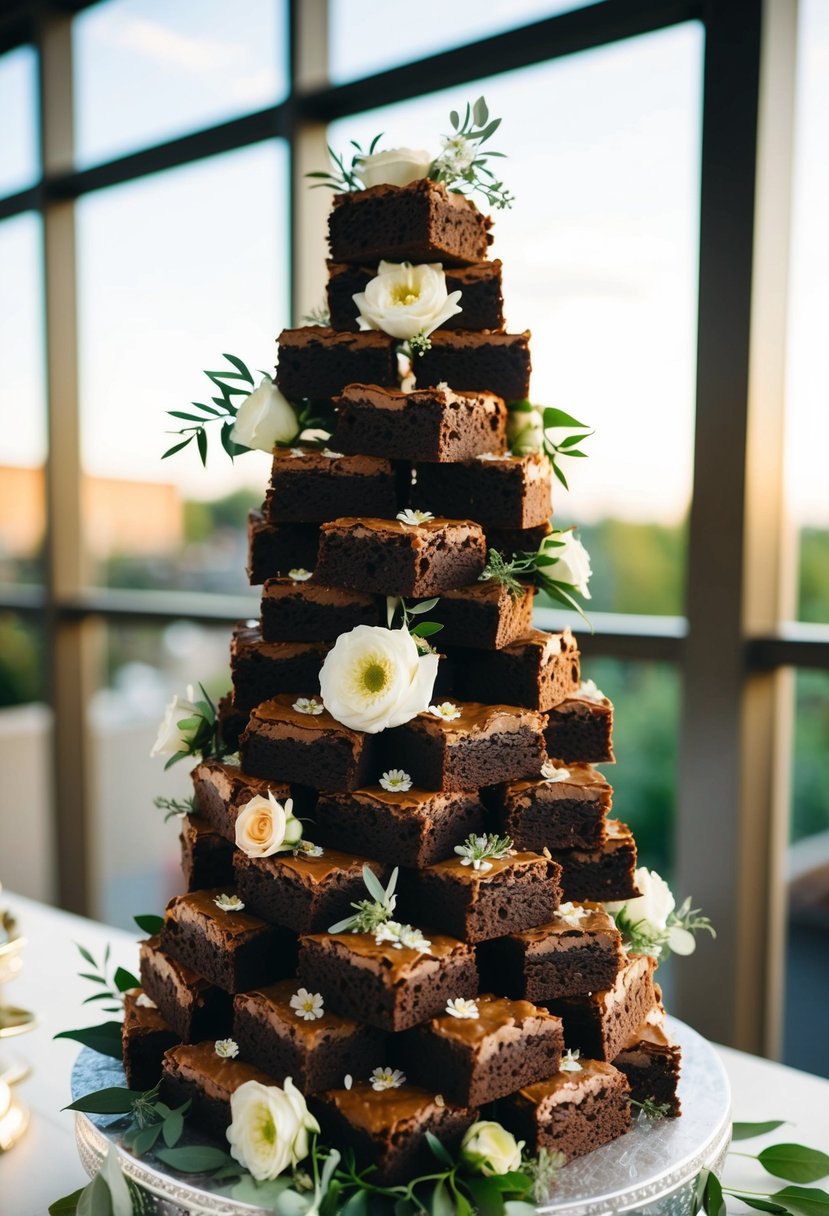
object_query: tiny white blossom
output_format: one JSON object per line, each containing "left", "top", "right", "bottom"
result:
{"left": 556, "top": 902, "right": 588, "bottom": 928}
{"left": 214, "top": 893, "right": 245, "bottom": 912}
{"left": 428, "top": 701, "right": 462, "bottom": 721}
{"left": 435, "top": 1093, "right": 446, "bottom": 1107}
{"left": 445, "top": 998, "right": 479, "bottom": 1020}
{"left": 375, "top": 920, "right": 432, "bottom": 954}
{"left": 215, "top": 1038, "right": 239, "bottom": 1059}
{"left": 370, "top": 1067, "right": 406, "bottom": 1091}
{"left": 560, "top": 1049, "right": 583, "bottom": 1073}
{"left": 344, "top": 1074, "right": 353, "bottom": 1090}
{"left": 454, "top": 833, "right": 514, "bottom": 872}
{"left": 290, "top": 988, "right": 325, "bottom": 1022}
{"left": 293, "top": 697, "right": 324, "bottom": 715}
{"left": 438, "top": 133, "right": 475, "bottom": 174}
{"left": 294, "top": 840, "right": 324, "bottom": 858}
{"left": 135, "top": 993, "right": 157, "bottom": 1009}
{"left": 541, "top": 760, "right": 571, "bottom": 783}
{"left": 379, "top": 768, "right": 413, "bottom": 792}
{"left": 396, "top": 508, "right": 434, "bottom": 526}
{"left": 288, "top": 568, "right": 313, "bottom": 582}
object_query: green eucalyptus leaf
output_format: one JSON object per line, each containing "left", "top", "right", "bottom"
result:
{"left": 411, "top": 621, "right": 444, "bottom": 638}
{"left": 131, "top": 1121, "right": 163, "bottom": 1156}
{"left": 196, "top": 427, "right": 208, "bottom": 467}
{"left": 408, "top": 597, "right": 440, "bottom": 615}
{"left": 113, "top": 967, "right": 140, "bottom": 993}
{"left": 76, "top": 944, "right": 96, "bottom": 967}
{"left": 76, "top": 1171, "right": 114, "bottom": 1216}
{"left": 732, "top": 1121, "right": 787, "bottom": 1140}
{"left": 162, "top": 437, "right": 193, "bottom": 459}
{"left": 155, "top": 1144, "right": 231, "bottom": 1173}
{"left": 221, "top": 354, "right": 254, "bottom": 383}
{"left": 49, "top": 1188, "right": 85, "bottom": 1215}
{"left": 83, "top": 992, "right": 119, "bottom": 1005}
{"left": 133, "top": 914, "right": 163, "bottom": 935}
{"left": 162, "top": 1111, "right": 184, "bottom": 1147}
{"left": 426, "top": 1131, "right": 454, "bottom": 1167}
{"left": 55, "top": 1022, "right": 123, "bottom": 1060}
{"left": 703, "top": 1171, "right": 726, "bottom": 1216}
{"left": 772, "top": 1187, "right": 829, "bottom": 1216}
{"left": 362, "top": 865, "right": 389, "bottom": 904}
{"left": 64, "top": 1086, "right": 142, "bottom": 1114}
{"left": 759, "top": 1147, "right": 829, "bottom": 1184}
{"left": 452, "top": 1187, "right": 473, "bottom": 1216}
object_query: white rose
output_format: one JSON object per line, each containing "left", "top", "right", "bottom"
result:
{"left": 605, "top": 868, "right": 676, "bottom": 936}
{"left": 150, "top": 685, "right": 200, "bottom": 758}
{"left": 353, "top": 261, "right": 462, "bottom": 341}
{"left": 357, "top": 148, "right": 433, "bottom": 189}
{"left": 227, "top": 1078, "right": 319, "bottom": 1181}
{"left": 461, "top": 1121, "right": 524, "bottom": 1176}
{"left": 539, "top": 531, "right": 592, "bottom": 598}
{"left": 235, "top": 791, "right": 302, "bottom": 858}
{"left": 319, "top": 625, "right": 438, "bottom": 734}
{"left": 507, "top": 405, "right": 544, "bottom": 454}
{"left": 231, "top": 376, "right": 298, "bottom": 452}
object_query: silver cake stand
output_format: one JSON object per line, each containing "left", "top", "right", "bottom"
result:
{"left": 72, "top": 1017, "right": 730, "bottom": 1216}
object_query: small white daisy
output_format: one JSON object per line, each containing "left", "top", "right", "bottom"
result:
{"left": 290, "top": 988, "right": 325, "bottom": 1021}
{"left": 214, "top": 893, "right": 245, "bottom": 912}
{"left": 294, "top": 840, "right": 324, "bottom": 858}
{"left": 556, "top": 902, "right": 588, "bottom": 928}
{"left": 343, "top": 1074, "right": 353, "bottom": 1090}
{"left": 560, "top": 1049, "right": 583, "bottom": 1073}
{"left": 135, "top": 993, "right": 157, "bottom": 1009}
{"left": 215, "top": 1038, "right": 239, "bottom": 1059}
{"left": 374, "top": 921, "right": 432, "bottom": 954}
{"left": 379, "top": 768, "right": 413, "bottom": 793}
{"left": 428, "top": 702, "right": 462, "bottom": 721}
{"left": 288, "top": 568, "right": 313, "bottom": 582}
{"left": 541, "top": 760, "right": 571, "bottom": 783}
{"left": 445, "top": 998, "right": 479, "bottom": 1020}
{"left": 293, "top": 697, "right": 324, "bottom": 715}
{"left": 370, "top": 1067, "right": 406, "bottom": 1091}
{"left": 396, "top": 508, "right": 434, "bottom": 526}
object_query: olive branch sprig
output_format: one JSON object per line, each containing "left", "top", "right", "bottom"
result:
{"left": 153, "top": 794, "right": 196, "bottom": 822}
{"left": 509, "top": 402, "right": 593, "bottom": 490}
{"left": 306, "top": 133, "right": 384, "bottom": 193}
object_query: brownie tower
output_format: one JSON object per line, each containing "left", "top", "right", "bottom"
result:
{"left": 132, "top": 175, "right": 682, "bottom": 1178}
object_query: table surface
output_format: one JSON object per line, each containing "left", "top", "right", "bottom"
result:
{"left": 2, "top": 893, "right": 828, "bottom": 1216}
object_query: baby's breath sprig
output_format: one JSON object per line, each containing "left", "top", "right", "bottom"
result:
{"left": 430, "top": 97, "right": 513, "bottom": 209}
{"left": 328, "top": 865, "right": 399, "bottom": 934}
{"left": 306, "top": 134, "right": 384, "bottom": 193}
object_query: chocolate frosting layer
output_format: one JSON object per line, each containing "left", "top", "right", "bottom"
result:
{"left": 261, "top": 579, "right": 375, "bottom": 608}
{"left": 518, "top": 1058, "right": 621, "bottom": 1108}
{"left": 235, "top": 979, "right": 362, "bottom": 1043}
{"left": 303, "top": 931, "right": 470, "bottom": 983}
{"left": 426, "top": 851, "right": 554, "bottom": 888}
{"left": 163, "top": 1041, "right": 274, "bottom": 1102}
{"left": 271, "top": 449, "right": 392, "bottom": 477}
{"left": 412, "top": 701, "right": 545, "bottom": 740}
{"left": 338, "top": 383, "right": 503, "bottom": 411}
{"left": 164, "top": 889, "right": 270, "bottom": 946}
{"left": 318, "top": 1080, "right": 469, "bottom": 1134}
{"left": 249, "top": 695, "right": 363, "bottom": 745}
{"left": 424, "top": 993, "right": 558, "bottom": 1047}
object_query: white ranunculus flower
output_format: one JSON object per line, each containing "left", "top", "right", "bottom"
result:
{"left": 507, "top": 405, "right": 544, "bottom": 454}
{"left": 539, "top": 531, "right": 593, "bottom": 598}
{"left": 357, "top": 147, "right": 433, "bottom": 189}
{"left": 318, "top": 625, "right": 438, "bottom": 734}
{"left": 227, "top": 1078, "right": 319, "bottom": 1181}
{"left": 235, "top": 791, "right": 299, "bottom": 858}
{"left": 230, "top": 376, "right": 299, "bottom": 452}
{"left": 150, "top": 685, "right": 200, "bottom": 758}
{"left": 461, "top": 1121, "right": 524, "bottom": 1177}
{"left": 605, "top": 868, "right": 676, "bottom": 935}
{"left": 353, "top": 261, "right": 462, "bottom": 341}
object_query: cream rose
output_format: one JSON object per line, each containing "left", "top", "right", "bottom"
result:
{"left": 507, "top": 404, "right": 545, "bottom": 454}
{"left": 357, "top": 147, "right": 433, "bottom": 189}
{"left": 319, "top": 625, "right": 438, "bottom": 733}
{"left": 150, "top": 685, "right": 200, "bottom": 758}
{"left": 605, "top": 868, "right": 675, "bottom": 936}
{"left": 461, "top": 1120, "right": 524, "bottom": 1176}
{"left": 227, "top": 1077, "right": 319, "bottom": 1181}
{"left": 230, "top": 376, "right": 298, "bottom": 452}
{"left": 353, "top": 261, "right": 462, "bottom": 341}
{"left": 235, "top": 791, "right": 302, "bottom": 858}
{"left": 539, "top": 531, "right": 592, "bottom": 598}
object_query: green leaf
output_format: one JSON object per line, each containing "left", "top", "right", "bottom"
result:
{"left": 162, "top": 437, "right": 193, "bottom": 459}
{"left": 65, "top": 1086, "right": 143, "bottom": 1114}
{"left": 465, "top": 1177, "right": 505, "bottom": 1216}
{"left": 759, "top": 1146, "right": 829, "bottom": 1184}
{"left": 473, "top": 97, "right": 489, "bottom": 126}
{"left": 430, "top": 1179, "right": 454, "bottom": 1216}
{"left": 196, "top": 427, "right": 208, "bottom": 466}
{"left": 49, "top": 1188, "right": 85, "bottom": 1215}
{"left": 733, "top": 1121, "right": 787, "bottom": 1141}
{"left": 167, "top": 410, "right": 210, "bottom": 422}
{"left": 340, "top": 1191, "right": 370, "bottom": 1216}
{"left": 113, "top": 966, "right": 140, "bottom": 993}
{"left": 542, "top": 407, "right": 589, "bottom": 429}
{"left": 133, "top": 913, "right": 163, "bottom": 935}
{"left": 55, "top": 1022, "right": 123, "bottom": 1060}
{"left": 451, "top": 1187, "right": 473, "bottom": 1216}
{"left": 155, "top": 1144, "right": 231, "bottom": 1172}
{"left": 704, "top": 1172, "right": 726, "bottom": 1216}
{"left": 732, "top": 1199, "right": 789, "bottom": 1214}
{"left": 772, "top": 1187, "right": 829, "bottom": 1216}
{"left": 408, "top": 597, "right": 440, "bottom": 615}
{"left": 411, "top": 621, "right": 444, "bottom": 638}
{"left": 162, "top": 1110, "right": 185, "bottom": 1147}
{"left": 450, "top": 110, "right": 460, "bottom": 130}
{"left": 83, "top": 992, "right": 119, "bottom": 1005}
{"left": 131, "top": 1120, "right": 163, "bottom": 1156}
{"left": 489, "top": 1172, "right": 532, "bottom": 1194}
{"left": 76, "top": 1172, "right": 114, "bottom": 1216}
{"left": 222, "top": 353, "right": 254, "bottom": 383}
{"left": 426, "top": 1131, "right": 454, "bottom": 1167}
{"left": 362, "top": 864, "right": 389, "bottom": 904}
{"left": 78, "top": 973, "right": 108, "bottom": 985}
{"left": 553, "top": 463, "right": 570, "bottom": 491}
{"left": 76, "top": 944, "right": 96, "bottom": 967}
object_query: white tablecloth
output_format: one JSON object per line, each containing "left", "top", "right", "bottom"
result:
{"left": 2, "top": 893, "right": 828, "bottom": 1215}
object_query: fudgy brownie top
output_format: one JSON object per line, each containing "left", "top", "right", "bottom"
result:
{"left": 503, "top": 628, "right": 579, "bottom": 662}
{"left": 163, "top": 1041, "right": 273, "bottom": 1101}
{"left": 140, "top": 937, "right": 215, "bottom": 999}
{"left": 422, "top": 993, "right": 559, "bottom": 1049}
{"left": 192, "top": 757, "right": 289, "bottom": 802}
{"left": 518, "top": 1058, "right": 626, "bottom": 1109}
{"left": 242, "top": 849, "right": 383, "bottom": 889}
{"left": 235, "top": 980, "right": 365, "bottom": 1046}
{"left": 440, "top": 581, "right": 534, "bottom": 608}
{"left": 270, "top": 449, "right": 393, "bottom": 480}
{"left": 123, "top": 989, "right": 172, "bottom": 1036}
{"left": 315, "top": 1080, "right": 469, "bottom": 1134}
{"left": 336, "top": 382, "right": 505, "bottom": 420}
{"left": 419, "top": 852, "right": 556, "bottom": 891}
{"left": 247, "top": 695, "right": 364, "bottom": 747}
{"left": 303, "top": 931, "right": 471, "bottom": 982}
{"left": 261, "top": 579, "right": 376, "bottom": 610}
{"left": 278, "top": 326, "right": 395, "bottom": 354}
{"left": 407, "top": 701, "right": 546, "bottom": 742}
{"left": 424, "top": 329, "right": 531, "bottom": 354}
{"left": 507, "top": 905, "right": 619, "bottom": 954}
{"left": 231, "top": 621, "right": 330, "bottom": 663}
{"left": 502, "top": 762, "right": 611, "bottom": 803}
{"left": 340, "top": 786, "right": 480, "bottom": 816}
{"left": 551, "top": 686, "right": 613, "bottom": 714}
{"left": 321, "top": 517, "right": 485, "bottom": 556}
{"left": 164, "top": 890, "right": 272, "bottom": 949}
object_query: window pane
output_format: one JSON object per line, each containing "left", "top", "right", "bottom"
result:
{"left": 74, "top": 0, "right": 288, "bottom": 169}
{"left": 330, "top": 1, "right": 599, "bottom": 83}
{"left": 787, "top": 0, "right": 829, "bottom": 624}
{"left": 76, "top": 141, "right": 288, "bottom": 595}
{"left": 327, "top": 24, "right": 702, "bottom": 615}
{"left": 0, "top": 46, "right": 38, "bottom": 197}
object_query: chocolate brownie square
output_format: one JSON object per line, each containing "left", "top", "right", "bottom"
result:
{"left": 247, "top": 509, "right": 321, "bottom": 584}
{"left": 276, "top": 327, "right": 397, "bottom": 400}
{"left": 547, "top": 953, "right": 658, "bottom": 1061}
{"left": 413, "top": 452, "right": 552, "bottom": 529}
{"left": 396, "top": 994, "right": 563, "bottom": 1106}
{"left": 260, "top": 577, "right": 379, "bottom": 642}
{"left": 314, "top": 786, "right": 486, "bottom": 868}
{"left": 453, "top": 628, "right": 581, "bottom": 711}
{"left": 428, "top": 581, "right": 535, "bottom": 650}
{"left": 416, "top": 330, "right": 531, "bottom": 401}
{"left": 316, "top": 517, "right": 487, "bottom": 598}
{"left": 383, "top": 702, "right": 547, "bottom": 792}
{"left": 231, "top": 620, "right": 330, "bottom": 710}
{"left": 332, "top": 384, "right": 507, "bottom": 463}
{"left": 233, "top": 980, "right": 386, "bottom": 1093}
{"left": 486, "top": 520, "right": 551, "bottom": 559}
{"left": 327, "top": 179, "right": 492, "bottom": 266}
{"left": 139, "top": 936, "right": 232, "bottom": 1042}
{"left": 311, "top": 1083, "right": 478, "bottom": 1185}
{"left": 399, "top": 852, "right": 562, "bottom": 943}
{"left": 232, "top": 849, "right": 388, "bottom": 934}
{"left": 544, "top": 682, "right": 616, "bottom": 764}
{"left": 191, "top": 758, "right": 291, "bottom": 843}
{"left": 612, "top": 1005, "right": 682, "bottom": 1116}
{"left": 122, "top": 989, "right": 180, "bottom": 1091}
{"left": 240, "top": 695, "right": 380, "bottom": 793}
{"left": 160, "top": 889, "right": 297, "bottom": 994}
{"left": 217, "top": 691, "right": 249, "bottom": 754}
{"left": 483, "top": 762, "right": 611, "bottom": 852}
{"left": 502, "top": 1059, "right": 631, "bottom": 1159}
{"left": 160, "top": 1042, "right": 277, "bottom": 1142}
{"left": 553, "top": 820, "right": 639, "bottom": 902}
{"left": 179, "top": 814, "right": 234, "bottom": 891}
{"left": 298, "top": 931, "right": 478, "bottom": 1032}
{"left": 327, "top": 259, "right": 504, "bottom": 332}
{"left": 267, "top": 448, "right": 402, "bottom": 522}
{"left": 476, "top": 904, "right": 622, "bottom": 1002}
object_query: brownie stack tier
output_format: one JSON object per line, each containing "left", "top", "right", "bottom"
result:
{"left": 143, "top": 174, "right": 681, "bottom": 1182}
